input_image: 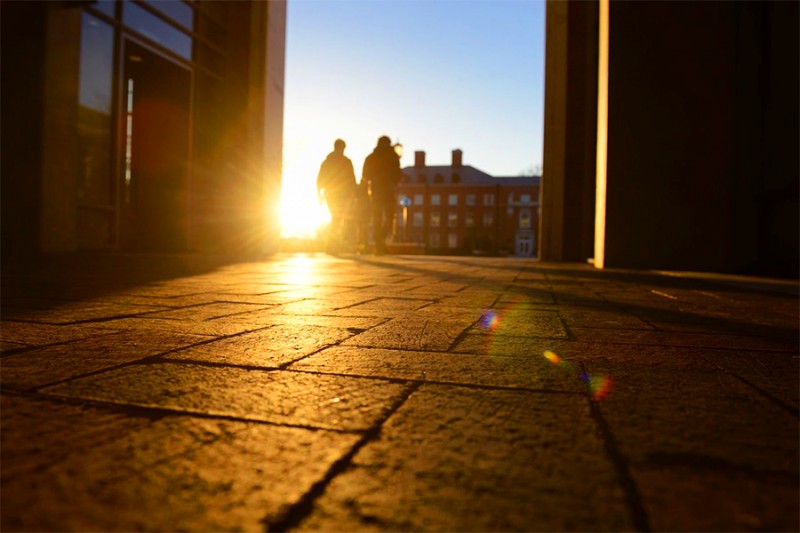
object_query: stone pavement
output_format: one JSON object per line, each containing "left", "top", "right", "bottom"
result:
{"left": 1, "top": 253, "right": 798, "bottom": 532}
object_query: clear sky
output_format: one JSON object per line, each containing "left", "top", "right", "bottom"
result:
{"left": 280, "top": 0, "right": 545, "bottom": 237}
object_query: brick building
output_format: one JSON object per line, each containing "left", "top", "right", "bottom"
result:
{"left": 396, "top": 150, "right": 540, "bottom": 256}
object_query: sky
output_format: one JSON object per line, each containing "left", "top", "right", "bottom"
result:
{"left": 280, "top": 0, "right": 545, "bottom": 237}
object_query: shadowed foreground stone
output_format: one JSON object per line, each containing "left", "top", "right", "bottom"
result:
{"left": 1, "top": 395, "right": 360, "bottom": 532}
{"left": 43, "top": 363, "right": 410, "bottom": 431}
{"left": 297, "top": 384, "right": 632, "bottom": 532}
{"left": 1, "top": 253, "right": 797, "bottom": 532}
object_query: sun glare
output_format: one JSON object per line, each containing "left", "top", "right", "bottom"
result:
{"left": 279, "top": 182, "right": 330, "bottom": 238}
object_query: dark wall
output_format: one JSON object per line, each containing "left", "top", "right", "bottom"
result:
{"left": 1, "top": 1, "right": 47, "bottom": 264}
{"left": 602, "top": 1, "right": 798, "bottom": 276}
{"left": 562, "top": 1, "right": 598, "bottom": 262}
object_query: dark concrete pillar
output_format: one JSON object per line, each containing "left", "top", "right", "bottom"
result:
{"left": 594, "top": 0, "right": 798, "bottom": 275}
{"left": 540, "top": 0, "right": 598, "bottom": 263}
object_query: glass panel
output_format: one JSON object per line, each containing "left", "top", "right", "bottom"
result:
{"left": 78, "top": 13, "right": 114, "bottom": 206}
{"left": 123, "top": 0, "right": 192, "bottom": 59}
{"left": 91, "top": 0, "right": 117, "bottom": 18}
{"left": 143, "top": 0, "right": 194, "bottom": 30}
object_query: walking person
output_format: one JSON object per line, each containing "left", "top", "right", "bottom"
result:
{"left": 362, "top": 135, "right": 401, "bottom": 255}
{"left": 316, "top": 138, "right": 356, "bottom": 251}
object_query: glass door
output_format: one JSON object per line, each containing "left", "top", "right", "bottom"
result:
{"left": 121, "top": 38, "right": 191, "bottom": 251}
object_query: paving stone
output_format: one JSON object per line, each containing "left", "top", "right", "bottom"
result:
{"left": 297, "top": 384, "right": 631, "bottom": 532}
{"left": 557, "top": 307, "right": 654, "bottom": 330}
{"left": 0, "top": 302, "right": 169, "bottom": 324}
{"left": 1, "top": 330, "right": 210, "bottom": 390}
{"left": 91, "top": 316, "right": 264, "bottom": 337}
{"left": 468, "top": 309, "right": 569, "bottom": 339}
{"left": 571, "top": 326, "right": 798, "bottom": 351}
{"left": 334, "top": 297, "right": 432, "bottom": 315}
{"left": 144, "top": 302, "right": 271, "bottom": 321}
{"left": 581, "top": 360, "right": 799, "bottom": 530}
{"left": 42, "top": 363, "right": 410, "bottom": 431}
{"left": 0, "top": 394, "right": 360, "bottom": 532}
{"left": 436, "top": 291, "right": 501, "bottom": 309}
{"left": 341, "top": 316, "right": 473, "bottom": 351}
{"left": 0, "top": 320, "right": 115, "bottom": 346}
{"left": 265, "top": 299, "right": 347, "bottom": 316}
{"left": 215, "top": 312, "right": 388, "bottom": 331}
{"left": 166, "top": 324, "right": 353, "bottom": 367}
{"left": 290, "top": 346, "right": 585, "bottom": 392}
{"left": 497, "top": 289, "right": 555, "bottom": 304}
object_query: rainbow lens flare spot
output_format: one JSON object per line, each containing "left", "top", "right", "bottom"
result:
{"left": 478, "top": 309, "right": 500, "bottom": 330}
{"left": 543, "top": 350, "right": 561, "bottom": 364}
{"left": 579, "top": 372, "right": 613, "bottom": 401}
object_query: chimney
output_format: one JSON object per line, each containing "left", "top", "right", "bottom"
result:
{"left": 452, "top": 149, "right": 463, "bottom": 168}
{"left": 414, "top": 151, "right": 426, "bottom": 168}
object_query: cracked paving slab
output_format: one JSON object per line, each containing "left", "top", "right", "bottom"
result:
{"left": 341, "top": 316, "right": 475, "bottom": 351}
{"left": 0, "top": 394, "right": 361, "bottom": 532}
{"left": 1, "top": 330, "right": 211, "bottom": 390}
{"left": 41, "top": 362, "right": 410, "bottom": 431}
{"left": 165, "top": 324, "right": 354, "bottom": 367}
{"left": 583, "top": 359, "right": 799, "bottom": 532}
{"left": 297, "top": 384, "right": 631, "bottom": 532}
{"left": 289, "top": 346, "right": 586, "bottom": 392}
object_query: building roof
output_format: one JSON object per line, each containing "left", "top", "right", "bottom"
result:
{"left": 401, "top": 165, "right": 540, "bottom": 186}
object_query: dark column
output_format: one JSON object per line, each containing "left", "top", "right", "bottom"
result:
{"left": 540, "top": 0, "right": 598, "bottom": 263}
{"left": 596, "top": 0, "right": 798, "bottom": 275}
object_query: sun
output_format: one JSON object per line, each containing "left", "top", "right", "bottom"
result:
{"left": 279, "top": 172, "right": 331, "bottom": 239}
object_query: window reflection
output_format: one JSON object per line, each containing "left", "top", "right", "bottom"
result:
{"left": 77, "top": 13, "right": 115, "bottom": 247}
{"left": 123, "top": 0, "right": 192, "bottom": 59}
{"left": 91, "top": 0, "right": 116, "bottom": 18}
{"left": 143, "top": 0, "right": 194, "bottom": 30}
{"left": 78, "top": 13, "right": 113, "bottom": 205}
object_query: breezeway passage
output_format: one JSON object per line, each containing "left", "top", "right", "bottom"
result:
{"left": 1, "top": 253, "right": 797, "bottom": 531}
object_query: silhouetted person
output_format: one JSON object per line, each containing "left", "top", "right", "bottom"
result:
{"left": 362, "top": 135, "right": 401, "bottom": 254}
{"left": 317, "top": 139, "right": 356, "bottom": 250}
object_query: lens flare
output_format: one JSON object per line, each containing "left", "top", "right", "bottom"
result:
{"left": 543, "top": 351, "right": 612, "bottom": 401}
{"left": 478, "top": 309, "right": 500, "bottom": 330}
{"left": 543, "top": 350, "right": 561, "bottom": 364}
{"left": 581, "top": 373, "right": 613, "bottom": 401}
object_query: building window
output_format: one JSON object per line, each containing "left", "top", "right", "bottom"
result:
{"left": 122, "top": 0, "right": 193, "bottom": 59}
{"left": 431, "top": 194, "right": 441, "bottom": 206}
{"left": 429, "top": 233, "right": 441, "bottom": 248}
{"left": 483, "top": 193, "right": 495, "bottom": 206}
{"left": 413, "top": 212, "right": 423, "bottom": 227}
{"left": 483, "top": 212, "right": 494, "bottom": 227}
{"left": 521, "top": 193, "right": 532, "bottom": 205}
{"left": 448, "top": 233, "right": 459, "bottom": 249}
{"left": 413, "top": 194, "right": 424, "bottom": 206}
{"left": 434, "top": 173, "right": 444, "bottom": 183}
{"left": 447, "top": 212, "right": 458, "bottom": 228}
{"left": 452, "top": 173, "right": 461, "bottom": 184}
{"left": 508, "top": 192, "right": 515, "bottom": 204}
{"left": 519, "top": 208, "right": 532, "bottom": 229}
{"left": 466, "top": 193, "right": 476, "bottom": 206}
{"left": 417, "top": 174, "right": 426, "bottom": 184}
{"left": 448, "top": 193, "right": 458, "bottom": 206}
{"left": 465, "top": 212, "right": 475, "bottom": 228}
{"left": 430, "top": 212, "right": 441, "bottom": 227}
